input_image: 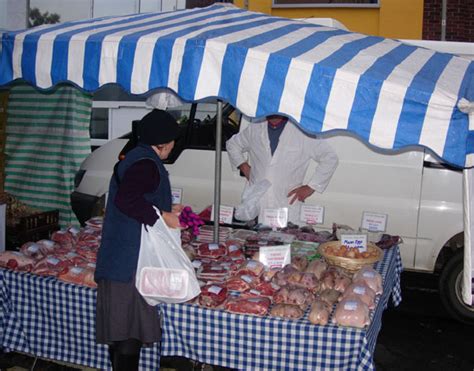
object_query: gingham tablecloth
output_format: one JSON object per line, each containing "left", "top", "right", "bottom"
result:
{"left": 0, "top": 246, "right": 402, "bottom": 371}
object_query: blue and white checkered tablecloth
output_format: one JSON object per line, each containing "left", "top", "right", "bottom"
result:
{"left": 0, "top": 269, "right": 161, "bottom": 370}
{"left": 160, "top": 246, "right": 402, "bottom": 371}
{"left": 0, "top": 246, "right": 402, "bottom": 371}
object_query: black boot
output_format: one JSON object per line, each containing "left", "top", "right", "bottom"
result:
{"left": 111, "top": 338, "right": 141, "bottom": 371}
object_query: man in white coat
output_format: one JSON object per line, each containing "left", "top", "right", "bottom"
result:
{"left": 226, "top": 115, "right": 339, "bottom": 225}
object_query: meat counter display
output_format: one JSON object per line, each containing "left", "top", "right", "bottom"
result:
{"left": 0, "top": 218, "right": 402, "bottom": 370}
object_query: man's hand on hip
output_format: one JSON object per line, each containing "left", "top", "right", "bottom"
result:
{"left": 288, "top": 185, "right": 315, "bottom": 205}
{"left": 238, "top": 162, "right": 251, "bottom": 181}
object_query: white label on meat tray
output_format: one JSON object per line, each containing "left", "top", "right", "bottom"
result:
{"left": 259, "top": 244, "right": 291, "bottom": 269}
{"left": 208, "top": 243, "right": 219, "bottom": 250}
{"left": 208, "top": 286, "right": 222, "bottom": 295}
{"left": 341, "top": 234, "right": 367, "bottom": 253}
{"left": 353, "top": 286, "right": 366, "bottom": 295}
{"left": 71, "top": 267, "right": 84, "bottom": 274}
{"left": 69, "top": 227, "right": 80, "bottom": 235}
{"left": 249, "top": 289, "right": 261, "bottom": 295}
{"left": 247, "top": 261, "right": 258, "bottom": 269}
{"left": 241, "top": 275, "right": 253, "bottom": 283}
{"left": 300, "top": 205, "right": 324, "bottom": 225}
{"left": 363, "top": 270, "right": 376, "bottom": 278}
{"left": 41, "top": 240, "right": 55, "bottom": 247}
{"left": 27, "top": 244, "right": 40, "bottom": 253}
{"left": 47, "top": 257, "right": 60, "bottom": 265}
{"left": 228, "top": 244, "right": 239, "bottom": 252}
{"left": 361, "top": 211, "right": 387, "bottom": 232}
{"left": 192, "top": 260, "right": 202, "bottom": 268}
{"left": 344, "top": 300, "right": 358, "bottom": 311}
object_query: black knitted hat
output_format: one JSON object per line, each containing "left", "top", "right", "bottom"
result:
{"left": 138, "top": 109, "right": 180, "bottom": 145}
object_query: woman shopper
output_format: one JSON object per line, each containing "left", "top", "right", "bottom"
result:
{"left": 94, "top": 109, "right": 181, "bottom": 371}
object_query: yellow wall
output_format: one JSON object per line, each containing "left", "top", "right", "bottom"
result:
{"left": 233, "top": 0, "right": 423, "bottom": 39}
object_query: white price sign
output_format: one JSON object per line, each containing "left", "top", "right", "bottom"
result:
{"left": 300, "top": 205, "right": 324, "bottom": 225}
{"left": 361, "top": 212, "right": 387, "bottom": 232}
{"left": 259, "top": 244, "right": 291, "bottom": 269}
{"left": 261, "top": 208, "right": 288, "bottom": 229}
{"left": 171, "top": 188, "right": 182, "bottom": 204}
{"left": 341, "top": 234, "right": 368, "bottom": 253}
{"left": 210, "top": 204, "right": 234, "bottom": 225}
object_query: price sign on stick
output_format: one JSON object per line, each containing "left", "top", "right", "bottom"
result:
{"left": 300, "top": 205, "right": 324, "bottom": 225}
{"left": 171, "top": 188, "right": 183, "bottom": 204}
{"left": 341, "top": 234, "right": 368, "bottom": 253}
{"left": 361, "top": 212, "right": 387, "bottom": 232}
{"left": 262, "top": 208, "right": 288, "bottom": 229}
{"left": 210, "top": 204, "right": 234, "bottom": 224}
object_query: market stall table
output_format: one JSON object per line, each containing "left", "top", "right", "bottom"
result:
{"left": 0, "top": 246, "right": 402, "bottom": 371}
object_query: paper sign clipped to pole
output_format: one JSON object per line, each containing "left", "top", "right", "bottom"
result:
{"left": 300, "top": 205, "right": 324, "bottom": 225}
{"left": 361, "top": 212, "right": 387, "bottom": 232}
{"left": 262, "top": 208, "right": 288, "bottom": 229}
{"left": 210, "top": 204, "right": 234, "bottom": 225}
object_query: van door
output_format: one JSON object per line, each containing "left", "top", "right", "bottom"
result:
{"left": 304, "top": 134, "right": 424, "bottom": 270}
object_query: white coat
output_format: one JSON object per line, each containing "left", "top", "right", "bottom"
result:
{"left": 226, "top": 120, "right": 339, "bottom": 224}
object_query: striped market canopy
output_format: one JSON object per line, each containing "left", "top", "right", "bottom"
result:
{"left": 1, "top": 4, "right": 473, "bottom": 167}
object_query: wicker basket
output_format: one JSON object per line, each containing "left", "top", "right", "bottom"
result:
{"left": 318, "top": 241, "right": 382, "bottom": 273}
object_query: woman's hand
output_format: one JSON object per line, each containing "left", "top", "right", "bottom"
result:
{"left": 238, "top": 162, "right": 251, "bottom": 181}
{"left": 172, "top": 204, "right": 184, "bottom": 214}
{"left": 162, "top": 211, "right": 181, "bottom": 229}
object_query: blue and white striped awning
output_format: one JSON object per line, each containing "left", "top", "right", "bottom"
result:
{"left": 1, "top": 4, "right": 473, "bottom": 167}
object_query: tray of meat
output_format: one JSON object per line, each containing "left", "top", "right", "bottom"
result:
{"left": 270, "top": 303, "right": 305, "bottom": 320}
{"left": 58, "top": 265, "right": 96, "bottom": 288}
{"left": 333, "top": 297, "right": 370, "bottom": 328}
{"left": 199, "top": 284, "right": 228, "bottom": 308}
{"left": 138, "top": 267, "right": 189, "bottom": 299}
{"left": 225, "top": 274, "right": 258, "bottom": 292}
{"left": 196, "top": 243, "right": 227, "bottom": 259}
{"left": 237, "top": 260, "right": 265, "bottom": 277}
{"left": 225, "top": 296, "right": 271, "bottom": 317}
{"left": 31, "top": 255, "right": 70, "bottom": 277}
{"left": 0, "top": 251, "right": 35, "bottom": 272}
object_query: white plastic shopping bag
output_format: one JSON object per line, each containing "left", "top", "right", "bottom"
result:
{"left": 135, "top": 209, "right": 200, "bottom": 305}
{"left": 234, "top": 179, "right": 271, "bottom": 221}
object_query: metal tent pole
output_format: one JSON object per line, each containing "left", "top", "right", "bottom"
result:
{"left": 213, "top": 100, "right": 223, "bottom": 243}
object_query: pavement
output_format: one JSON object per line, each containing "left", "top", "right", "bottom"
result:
{"left": 1, "top": 271, "right": 473, "bottom": 371}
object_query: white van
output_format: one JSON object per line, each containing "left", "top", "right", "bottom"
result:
{"left": 71, "top": 99, "right": 471, "bottom": 324}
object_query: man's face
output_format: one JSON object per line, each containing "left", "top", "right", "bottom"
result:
{"left": 267, "top": 115, "right": 288, "bottom": 128}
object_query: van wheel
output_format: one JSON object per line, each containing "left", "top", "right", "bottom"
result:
{"left": 439, "top": 251, "right": 474, "bottom": 324}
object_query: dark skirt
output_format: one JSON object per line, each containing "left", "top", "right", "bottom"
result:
{"left": 96, "top": 278, "right": 161, "bottom": 345}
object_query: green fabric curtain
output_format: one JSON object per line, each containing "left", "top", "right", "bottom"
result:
{"left": 4, "top": 83, "right": 92, "bottom": 227}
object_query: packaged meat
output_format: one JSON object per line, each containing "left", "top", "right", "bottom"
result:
{"left": 197, "top": 243, "right": 227, "bottom": 259}
{"left": 0, "top": 251, "right": 35, "bottom": 272}
{"left": 352, "top": 266, "right": 383, "bottom": 295}
{"left": 225, "top": 297, "right": 271, "bottom": 316}
{"left": 137, "top": 267, "right": 190, "bottom": 299}
{"left": 19, "top": 242, "right": 44, "bottom": 259}
{"left": 237, "top": 260, "right": 265, "bottom": 277}
{"left": 334, "top": 297, "right": 370, "bottom": 328}
{"left": 198, "top": 284, "right": 228, "bottom": 308}
{"left": 274, "top": 286, "right": 313, "bottom": 309}
{"left": 51, "top": 230, "right": 75, "bottom": 249}
{"left": 270, "top": 304, "right": 304, "bottom": 320}
{"left": 291, "top": 255, "right": 308, "bottom": 271}
{"left": 58, "top": 266, "right": 96, "bottom": 288}
{"left": 319, "top": 288, "right": 341, "bottom": 306}
{"left": 225, "top": 274, "right": 256, "bottom": 292}
{"left": 342, "top": 283, "right": 376, "bottom": 309}
{"left": 31, "top": 256, "right": 70, "bottom": 277}
{"left": 305, "top": 259, "right": 328, "bottom": 279}
{"left": 308, "top": 300, "right": 331, "bottom": 325}
{"left": 333, "top": 275, "right": 352, "bottom": 294}
{"left": 273, "top": 264, "right": 299, "bottom": 286}
{"left": 85, "top": 216, "right": 104, "bottom": 230}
